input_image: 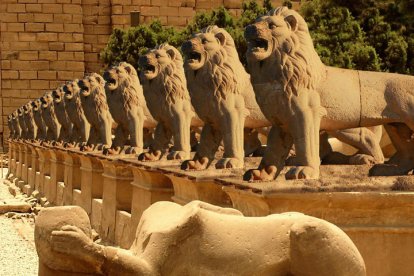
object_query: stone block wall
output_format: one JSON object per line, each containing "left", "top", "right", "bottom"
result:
{"left": 0, "top": 0, "right": 301, "bottom": 149}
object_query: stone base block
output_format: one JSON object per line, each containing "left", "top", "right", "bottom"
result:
{"left": 72, "top": 189, "right": 82, "bottom": 207}
{"left": 17, "top": 180, "right": 26, "bottom": 190}
{"left": 56, "top": 182, "right": 65, "bottom": 206}
{"left": 22, "top": 184, "right": 32, "bottom": 195}
{"left": 115, "top": 210, "right": 133, "bottom": 249}
{"left": 91, "top": 198, "right": 103, "bottom": 233}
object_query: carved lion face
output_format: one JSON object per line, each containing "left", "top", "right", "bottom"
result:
{"left": 52, "top": 87, "right": 65, "bottom": 105}
{"left": 23, "top": 102, "right": 32, "bottom": 114}
{"left": 62, "top": 80, "right": 80, "bottom": 101}
{"left": 103, "top": 63, "right": 135, "bottom": 91}
{"left": 17, "top": 106, "right": 24, "bottom": 117}
{"left": 78, "top": 74, "right": 105, "bottom": 98}
{"left": 11, "top": 110, "right": 18, "bottom": 119}
{"left": 245, "top": 13, "right": 298, "bottom": 61}
{"left": 139, "top": 48, "right": 176, "bottom": 80}
{"left": 182, "top": 31, "right": 226, "bottom": 71}
{"left": 41, "top": 92, "right": 53, "bottom": 109}
{"left": 31, "top": 99, "right": 42, "bottom": 112}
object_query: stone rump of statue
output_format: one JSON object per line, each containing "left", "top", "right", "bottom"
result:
{"left": 40, "top": 91, "right": 61, "bottom": 143}
{"left": 31, "top": 98, "right": 48, "bottom": 141}
{"left": 51, "top": 86, "right": 73, "bottom": 145}
{"left": 62, "top": 80, "right": 91, "bottom": 147}
{"left": 35, "top": 203, "right": 366, "bottom": 276}
{"left": 243, "top": 7, "right": 414, "bottom": 181}
{"left": 181, "top": 25, "right": 271, "bottom": 170}
{"left": 138, "top": 43, "right": 203, "bottom": 161}
{"left": 102, "top": 62, "right": 157, "bottom": 155}
{"left": 78, "top": 73, "right": 113, "bottom": 151}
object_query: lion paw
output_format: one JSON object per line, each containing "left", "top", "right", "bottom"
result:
{"left": 138, "top": 150, "right": 162, "bottom": 161}
{"left": 167, "top": 151, "right": 190, "bottom": 161}
{"left": 215, "top": 158, "right": 243, "bottom": 169}
{"left": 181, "top": 157, "right": 209, "bottom": 170}
{"left": 103, "top": 146, "right": 121, "bottom": 155}
{"left": 285, "top": 166, "right": 319, "bottom": 180}
{"left": 349, "top": 154, "right": 376, "bottom": 165}
{"left": 80, "top": 144, "right": 94, "bottom": 152}
{"left": 243, "top": 166, "right": 277, "bottom": 182}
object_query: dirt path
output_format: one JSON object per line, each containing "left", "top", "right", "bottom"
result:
{"left": 0, "top": 174, "right": 38, "bottom": 276}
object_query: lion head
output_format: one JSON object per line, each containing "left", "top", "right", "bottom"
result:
{"left": 23, "top": 102, "right": 32, "bottom": 115}
{"left": 244, "top": 7, "right": 325, "bottom": 96}
{"left": 40, "top": 92, "right": 54, "bottom": 110}
{"left": 103, "top": 62, "right": 141, "bottom": 109}
{"left": 182, "top": 26, "right": 240, "bottom": 99}
{"left": 139, "top": 43, "right": 189, "bottom": 104}
{"left": 52, "top": 86, "right": 65, "bottom": 105}
{"left": 63, "top": 80, "right": 80, "bottom": 101}
{"left": 31, "top": 98, "right": 42, "bottom": 113}
{"left": 78, "top": 73, "right": 109, "bottom": 113}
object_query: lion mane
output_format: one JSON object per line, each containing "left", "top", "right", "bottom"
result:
{"left": 89, "top": 73, "right": 110, "bottom": 115}
{"left": 113, "top": 62, "right": 141, "bottom": 111}
{"left": 185, "top": 26, "right": 241, "bottom": 100}
{"left": 266, "top": 7, "right": 325, "bottom": 96}
{"left": 144, "top": 43, "right": 189, "bottom": 105}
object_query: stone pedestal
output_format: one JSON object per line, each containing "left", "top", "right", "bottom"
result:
{"left": 119, "top": 158, "right": 176, "bottom": 245}
{"left": 76, "top": 152, "right": 104, "bottom": 217}
{"left": 25, "top": 143, "right": 38, "bottom": 194}
{"left": 161, "top": 157, "right": 261, "bottom": 207}
{"left": 15, "top": 142, "right": 23, "bottom": 180}
{"left": 35, "top": 146, "right": 51, "bottom": 198}
{"left": 49, "top": 149, "right": 66, "bottom": 205}
{"left": 97, "top": 155, "right": 133, "bottom": 249}
{"left": 21, "top": 143, "right": 31, "bottom": 186}
{"left": 63, "top": 150, "right": 82, "bottom": 206}
{"left": 219, "top": 165, "right": 414, "bottom": 276}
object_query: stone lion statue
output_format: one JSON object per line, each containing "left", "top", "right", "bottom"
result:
{"left": 7, "top": 114, "right": 15, "bottom": 140}
{"left": 40, "top": 91, "right": 61, "bottom": 143}
{"left": 52, "top": 86, "right": 73, "bottom": 144}
{"left": 10, "top": 110, "right": 21, "bottom": 140}
{"left": 78, "top": 73, "right": 113, "bottom": 151}
{"left": 31, "top": 98, "right": 48, "bottom": 141}
{"left": 138, "top": 43, "right": 203, "bottom": 161}
{"left": 17, "top": 106, "right": 28, "bottom": 140}
{"left": 35, "top": 203, "right": 365, "bottom": 275}
{"left": 103, "top": 62, "right": 156, "bottom": 155}
{"left": 22, "top": 102, "right": 37, "bottom": 141}
{"left": 62, "top": 80, "right": 90, "bottom": 147}
{"left": 244, "top": 7, "right": 414, "bottom": 180}
{"left": 181, "top": 26, "right": 271, "bottom": 170}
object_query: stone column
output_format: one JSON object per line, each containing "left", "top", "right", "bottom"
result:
{"left": 100, "top": 156, "right": 133, "bottom": 249}
{"left": 77, "top": 153, "right": 104, "bottom": 217}
{"left": 63, "top": 150, "right": 82, "bottom": 206}
{"left": 8, "top": 141, "right": 16, "bottom": 178}
{"left": 49, "top": 149, "right": 66, "bottom": 205}
{"left": 35, "top": 146, "right": 51, "bottom": 198}
{"left": 120, "top": 159, "right": 174, "bottom": 245}
{"left": 15, "top": 142, "right": 23, "bottom": 180}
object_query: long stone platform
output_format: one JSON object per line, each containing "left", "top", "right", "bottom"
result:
{"left": 7, "top": 139, "right": 414, "bottom": 276}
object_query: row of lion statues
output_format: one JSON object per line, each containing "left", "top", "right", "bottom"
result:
{"left": 8, "top": 7, "right": 413, "bottom": 181}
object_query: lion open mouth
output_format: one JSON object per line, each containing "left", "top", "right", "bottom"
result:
{"left": 106, "top": 77, "right": 118, "bottom": 90}
{"left": 63, "top": 86, "right": 73, "bottom": 99}
{"left": 142, "top": 63, "right": 158, "bottom": 80}
{"left": 79, "top": 81, "right": 91, "bottom": 97}
{"left": 249, "top": 38, "right": 269, "bottom": 52}
{"left": 188, "top": 52, "right": 201, "bottom": 63}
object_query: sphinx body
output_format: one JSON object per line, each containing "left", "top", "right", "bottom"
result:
{"left": 103, "top": 62, "right": 156, "bottom": 155}
{"left": 181, "top": 26, "right": 271, "bottom": 170}
{"left": 52, "top": 86, "right": 73, "bottom": 144}
{"left": 36, "top": 202, "right": 365, "bottom": 276}
{"left": 23, "top": 102, "right": 37, "bottom": 141}
{"left": 40, "top": 92, "right": 61, "bottom": 142}
{"left": 79, "top": 73, "right": 113, "bottom": 151}
{"left": 138, "top": 44, "right": 203, "bottom": 161}
{"left": 31, "top": 98, "right": 48, "bottom": 141}
{"left": 243, "top": 7, "right": 411, "bottom": 180}
{"left": 7, "top": 115, "right": 15, "bottom": 140}
{"left": 62, "top": 80, "right": 90, "bottom": 147}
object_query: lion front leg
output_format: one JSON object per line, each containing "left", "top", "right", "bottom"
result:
{"left": 138, "top": 123, "right": 171, "bottom": 161}
{"left": 125, "top": 109, "right": 145, "bottom": 155}
{"left": 103, "top": 125, "right": 125, "bottom": 155}
{"left": 97, "top": 116, "right": 112, "bottom": 151}
{"left": 285, "top": 94, "right": 325, "bottom": 180}
{"left": 244, "top": 125, "right": 293, "bottom": 181}
{"left": 167, "top": 102, "right": 192, "bottom": 161}
{"left": 181, "top": 124, "right": 222, "bottom": 170}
